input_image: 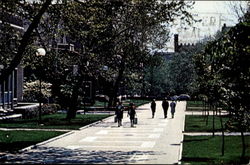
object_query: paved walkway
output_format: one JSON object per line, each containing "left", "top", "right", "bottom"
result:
{"left": 3, "top": 101, "right": 186, "bottom": 164}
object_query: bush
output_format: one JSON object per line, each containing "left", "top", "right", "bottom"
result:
{"left": 42, "top": 104, "right": 61, "bottom": 115}
{"left": 14, "top": 103, "right": 60, "bottom": 119}
{"left": 23, "top": 80, "right": 52, "bottom": 102}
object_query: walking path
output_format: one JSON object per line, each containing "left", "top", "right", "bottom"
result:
{"left": 3, "top": 101, "right": 186, "bottom": 164}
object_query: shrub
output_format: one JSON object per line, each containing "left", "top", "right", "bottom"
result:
{"left": 23, "top": 80, "right": 52, "bottom": 102}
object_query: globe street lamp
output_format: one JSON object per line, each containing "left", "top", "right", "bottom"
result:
{"left": 36, "top": 48, "right": 46, "bottom": 124}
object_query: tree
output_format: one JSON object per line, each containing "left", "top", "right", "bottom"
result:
{"left": 193, "top": 11, "right": 250, "bottom": 160}
{"left": 52, "top": 0, "right": 195, "bottom": 107}
{"left": 0, "top": 0, "right": 53, "bottom": 84}
{"left": 1, "top": 0, "right": 195, "bottom": 119}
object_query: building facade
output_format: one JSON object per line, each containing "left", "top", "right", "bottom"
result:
{"left": 0, "top": 66, "right": 23, "bottom": 110}
{"left": 0, "top": 12, "right": 24, "bottom": 110}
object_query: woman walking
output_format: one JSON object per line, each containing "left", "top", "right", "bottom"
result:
{"left": 127, "top": 103, "right": 136, "bottom": 127}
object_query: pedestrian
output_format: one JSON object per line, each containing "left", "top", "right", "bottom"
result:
{"left": 170, "top": 100, "right": 176, "bottom": 118}
{"left": 127, "top": 103, "right": 136, "bottom": 127}
{"left": 115, "top": 101, "right": 124, "bottom": 127}
{"left": 151, "top": 99, "right": 156, "bottom": 118}
{"left": 162, "top": 98, "right": 169, "bottom": 118}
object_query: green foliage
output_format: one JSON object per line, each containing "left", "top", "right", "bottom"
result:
{"left": 168, "top": 51, "right": 197, "bottom": 95}
{"left": 2, "top": 0, "right": 195, "bottom": 116}
{"left": 193, "top": 12, "right": 250, "bottom": 131}
{"left": 23, "top": 80, "right": 52, "bottom": 102}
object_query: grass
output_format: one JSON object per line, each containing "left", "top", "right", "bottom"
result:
{"left": 84, "top": 99, "right": 151, "bottom": 109}
{"left": 181, "top": 135, "right": 250, "bottom": 164}
{"left": 0, "top": 113, "right": 111, "bottom": 130}
{"left": 0, "top": 130, "right": 65, "bottom": 153}
{"left": 187, "top": 101, "right": 204, "bottom": 107}
{"left": 186, "top": 101, "right": 205, "bottom": 111}
{"left": 83, "top": 99, "right": 150, "bottom": 109}
{"left": 185, "top": 115, "right": 230, "bottom": 132}
{"left": 123, "top": 99, "right": 151, "bottom": 107}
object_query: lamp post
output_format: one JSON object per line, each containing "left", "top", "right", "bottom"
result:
{"left": 36, "top": 48, "right": 46, "bottom": 124}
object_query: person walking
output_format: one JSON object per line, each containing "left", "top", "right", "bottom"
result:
{"left": 151, "top": 99, "right": 156, "bottom": 118}
{"left": 127, "top": 103, "right": 136, "bottom": 127}
{"left": 170, "top": 100, "right": 176, "bottom": 118}
{"left": 115, "top": 101, "right": 124, "bottom": 127}
{"left": 162, "top": 98, "right": 169, "bottom": 118}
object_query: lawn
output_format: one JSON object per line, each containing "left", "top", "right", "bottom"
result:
{"left": 0, "top": 130, "right": 65, "bottom": 153}
{"left": 182, "top": 135, "right": 250, "bottom": 164}
{"left": 0, "top": 113, "right": 111, "bottom": 130}
{"left": 185, "top": 115, "right": 230, "bottom": 132}
{"left": 123, "top": 99, "right": 151, "bottom": 107}
{"left": 84, "top": 99, "right": 150, "bottom": 109}
{"left": 187, "top": 101, "right": 204, "bottom": 107}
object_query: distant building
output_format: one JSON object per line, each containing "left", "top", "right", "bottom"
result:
{"left": 166, "top": 12, "right": 236, "bottom": 52}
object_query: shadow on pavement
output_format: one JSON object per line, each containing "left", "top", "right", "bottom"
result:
{"left": 3, "top": 146, "right": 160, "bottom": 164}
{"left": 136, "top": 108, "right": 150, "bottom": 111}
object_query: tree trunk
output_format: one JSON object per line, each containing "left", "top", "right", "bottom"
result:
{"left": 0, "top": 0, "right": 52, "bottom": 84}
{"left": 219, "top": 107, "right": 225, "bottom": 156}
{"left": 240, "top": 128, "right": 246, "bottom": 159}
{"left": 205, "top": 101, "right": 209, "bottom": 125}
{"left": 212, "top": 104, "right": 215, "bottom": 137}
{"left": 108, "top": 59, "right": 125, "bottom": 108}
{"left": 66, "top": 84, "right": 79, "bottom": 120}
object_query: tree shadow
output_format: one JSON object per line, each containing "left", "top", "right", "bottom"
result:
{"left": 183, "top": 137, "right": 211, "bottom": 143}
{"left": 181, "top": 157, "right": 214, "bottom": 162}
{"left": 3, "top": 146, "right": 162, "bottom": 164}
{"left": 136, "top": 108, "right": 150, "bottom": 111}
{"left": 170, "top": 143, "right": 180, "bottom": 146}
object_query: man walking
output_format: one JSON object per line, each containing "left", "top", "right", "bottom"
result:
{"left": 127, "top": 103, "right": 136, "bottom": 127}
{"left": 162, "top": 98, "right": 169, "bottom": 118}
{"left": 116, "top": 101, "right": 124, "bottom": 127}
{"left": 151, "top": 99, "right": 156, "bottom": 118}
{"left": 170, "top": 100, "right": 176, "bottom": 118}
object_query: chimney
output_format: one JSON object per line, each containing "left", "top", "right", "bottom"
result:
{"left": 222, "top": 23, "right": 226, "bottom": 32}
{"left": 174, "top": 34, "right": 179, "bottom": 52}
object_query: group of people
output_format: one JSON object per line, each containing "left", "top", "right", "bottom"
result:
{"left": 115, "top": 101, "right": 136, "bottom": 127}
{"left": 115, "top": 98, "right": 177, "bottom": 128}
{"left": 151, "top": 99, "right": 176, "bottom": 119}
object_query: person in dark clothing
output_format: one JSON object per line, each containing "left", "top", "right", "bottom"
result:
{"left": 115, "top": 101, "right": 124, "bottom": 127}
{"left": 170, "top": 100, "right": 176, "bottom": 118}
{"left": 151, "top": 99, "right": 156, "bottom": 118}
{"left": 127, "top": 103, "right": 136, "bottom": 127}
{"left": 162, "top": 98, "right": 169, "bottom": 118}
